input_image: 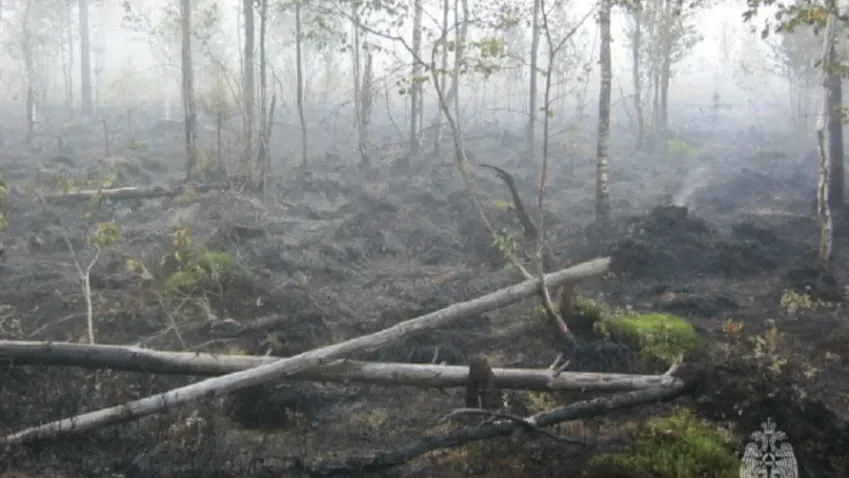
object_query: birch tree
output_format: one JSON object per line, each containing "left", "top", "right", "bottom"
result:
{"left": 180, "top": 0, "right": 198, "bottom": 180}
{"left": 596, "top": 0, "right": 612, "bottom": 224}
{"left": 239, "top": 0, "right": 256, "bottom": 186}
{"left": 79, "top": 0, "right": 92, "bottom": 116}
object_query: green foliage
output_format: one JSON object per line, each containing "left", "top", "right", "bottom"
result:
{"left": 491, "top": 230, "right": 517, "bottom": 261}
{"left": 88, "top": 222, "right": 122, "bottom": 247}
{"left": 165, "top": 251, "right": 237, "bottom": 292}
{"left": 598, "top": 311, "right": 701, "bottom": 363}
{"left": 492, "top": 200, "right": 514, "bottom": 212}
{"left": 770, "top": 21, "right": 821, "bottom": 82}
{"left": 743, "top": 0, "right": 828, "bottom": 39}
{"left": 622, "top": 0, "right": 705, "bottom": 79}
{"left": 159, "top": 223, "right": 239, "bottom": 294}
{"left": 779, "top": 289, "right": 821, "bottom": 317}
{"left": 667, "top": 137, "right": 697, "bottom": 160}
{"left": 587, "top": 409, "right": 739, "bottom": 478}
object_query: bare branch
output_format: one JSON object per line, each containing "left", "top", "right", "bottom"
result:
{"left": 309, "top": 385, "right": 687, "bottom": 475}
{"left": 442, "top": 407, "right": 588, "bottom": 445}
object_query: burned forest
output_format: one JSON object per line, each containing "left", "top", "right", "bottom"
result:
{"left": 0, "top": 0, "right": 848, "bottom": 477}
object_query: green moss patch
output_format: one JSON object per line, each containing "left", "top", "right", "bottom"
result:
{"left": 528, "top": 298, "right": 701, "bottom": 367}
{"left": 602, "top": 312, "right": 701, "bottom": 364}
{"left": 587, "top": 409, "right": 738, "bottom": 478}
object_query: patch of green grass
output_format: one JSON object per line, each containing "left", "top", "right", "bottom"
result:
{"left": 587, "top": 409, "right": 738, "bottom": 478}
{"left": 599, "top": 312, "right": 701, "bottom": 364}
{"left": 667, "top": 138, "right": 697, "bottom": 160}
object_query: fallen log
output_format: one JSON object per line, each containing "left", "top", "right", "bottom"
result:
{"left": 43, "top": 183, "right": 229, "bottom": 203}
{"left": 2, "top": 257, "right": 611, "bottom": 445}
{"left": 0, "top": 340, "right": 681, "bottom": 392}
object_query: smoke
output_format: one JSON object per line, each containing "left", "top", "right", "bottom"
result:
{"left": 672, "top": 165, "right": 712, "bottom": 207}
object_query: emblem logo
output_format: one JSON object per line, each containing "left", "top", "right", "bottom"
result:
{"left": 740, "top": 417, "right": 798, "bottom": 478}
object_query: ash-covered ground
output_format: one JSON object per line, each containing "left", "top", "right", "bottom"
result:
{"left": 0, "top": 114, "right": 847, "bottom": 477}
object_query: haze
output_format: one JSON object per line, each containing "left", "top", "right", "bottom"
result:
{"left": 0, "top": 0, "right": 820, "bottom": 140}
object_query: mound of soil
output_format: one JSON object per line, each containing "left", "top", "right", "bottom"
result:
{"left": 610, "top": 206, "right": 797, "bottom": 280}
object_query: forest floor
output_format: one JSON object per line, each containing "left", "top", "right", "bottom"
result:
{"left": 0, "top": 131, "right": 848, "bottom": 477}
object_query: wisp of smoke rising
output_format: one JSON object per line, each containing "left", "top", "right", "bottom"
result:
{"left": 672, "top": 165, "right": 711, "bottom": 207}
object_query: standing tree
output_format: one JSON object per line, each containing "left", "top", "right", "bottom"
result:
{"left": 816, "top": 10, "right": 838, "bottom": 269}
{"left": 770, "top": 23, "right": 823, "bottom": 138}
{"left": 79, "top": 0, "right": 92, "bottom": 117}
{"left": 625, "top": 2, "right": 645, "bottom": 148}
{"left": 295, "top": 0, "right": 307, "bottom": 167}
{"left": 595, "top": 0, "right": 612, "bottom": 225}
{"left": 410, "top": 0, "right": 423, "bottom": 155}
{"left": 257, "top": 0, "right": 276, "bottom": 192}
{"left": 623, "top": 0, "right": 702, "bottom": 148}
{"left": 744, "top": 0, "right": 845, "bottom": 267}
{"left": 180, "top": 0, "right": 198, "bottom": 181}
{"left": 240, "top": 0, "right": 256, "bottom": 186}
{"left": 432, "top": 0, "right": 450, "bottom": 157}
{"left": 527, "top": 0, "right": 541, "bottom": 159}
{"left": 4, "top": 0, "right": 64, "bottom": 142}
{"left": 350, "top": 2, "right": 373, "bottom": 166}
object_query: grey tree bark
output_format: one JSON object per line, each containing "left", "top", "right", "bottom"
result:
{"left": 595, "top": 0, "right": 612, "bottom": 225}
{"left": 180, "top": 0, "right": 198, "bottom": 180}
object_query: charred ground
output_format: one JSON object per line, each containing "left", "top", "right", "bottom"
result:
{"left": 0, "top": 122, "right": 847, "bottom": 477}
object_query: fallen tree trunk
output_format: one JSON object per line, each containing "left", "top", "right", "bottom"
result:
{"left": 2, "top": 257, "right": 611, "bottom": 445}
{"left": 43, "top": 183, "right": 229, "bottom": 203}
{"left": 309, "top": 384, "right": 688, "bottom": 476}
{"left": 0, "top": 340, "right": 680, "bottom": 392}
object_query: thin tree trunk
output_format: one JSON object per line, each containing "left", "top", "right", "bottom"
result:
{"left": 527, "top": 0, "right": 540, "bottom": 160}
{"left": 410, "top": 0, "right": 422, "bottom": 155}
{"left": 257, "top": 0, "right": 269, "bottom": 191}
{"left": 352, "top": 11, "right": 362, "bottom": 161}
{"left": 241, "top": 0, "right": 256, "bottom": 186}
{"left": 352, "top": 9, "right": 371, "bottom": 166}
{"left": 631, "top": 7, "right": 644, "bottom": 149}
{"left": 595, "top": 0, "right": 612, "bottom": 225}
{"left": 451, "top": 0, "right": 468, "bottom": 127}
{"left": 180, "top": 0, "right": 198, "bottom": 181}
{"left": 826, "top": 31, "right": 844, "bottom": 209}
{"left": 433, "top": 0, "right": 449, "bottom": 157}
{"left": 296, "top": 0, "right": 307, "bottom": 167}
{"left": 62, "top": 2, "right": 74, "bottom": 118}
{"left": 236, "top": 2, "right": 243, "bottom": 86}
{"left": 360, "top": 50, "right": 373, "bottom": 166}
{"left": 817, "top": 12, "right": 838, "bottom": 270}
{"left": 22, "top": 0, "right": 35, "bottom": 144}
{"left": 658, "top": 0, "right": 672, "bottom": 135}
{"left": 79, "top": 0, "right": 92, "bottom": 117}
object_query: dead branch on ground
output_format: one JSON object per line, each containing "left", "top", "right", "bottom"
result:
{"left": 2, "top": 257, "right": 610, "bottom": 446}
{"left": 442, "top": 408, "right": 589, "bottom": 445}
{"left": 44, "top": 183, "right": 229, "bottom": 204}
{"left": 0, "top": 340, "right": 681, "bottom": 392}
{"left": 308, "top": 384, "right": 688, "bottom": 476}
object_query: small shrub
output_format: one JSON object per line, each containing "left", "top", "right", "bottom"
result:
{"left": 165, "top": 251, "right": 238, "bottom": 293}
{"left": 779, "top": 289, "right": 820, "bottom": 317}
